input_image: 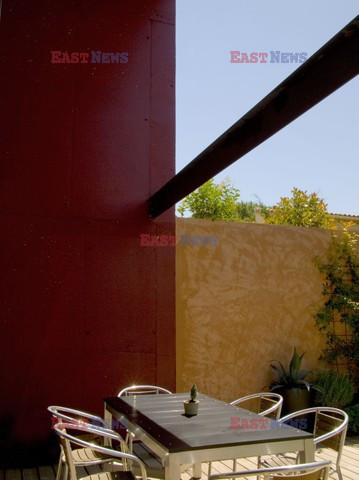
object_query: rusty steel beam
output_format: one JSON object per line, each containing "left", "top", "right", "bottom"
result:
{"left": 149, "top": 16, "right": 359, "bottom": 218}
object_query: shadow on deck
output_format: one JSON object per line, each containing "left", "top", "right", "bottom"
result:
{"left": 3, "top": 437, "right": 359, "bottom": 480}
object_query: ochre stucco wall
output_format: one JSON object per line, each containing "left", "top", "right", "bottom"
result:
{"left": 176, "top": 218, "right": 334, "bottom": 402}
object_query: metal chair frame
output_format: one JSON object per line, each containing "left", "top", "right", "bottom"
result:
{"left": 208, "top": 393, "right": 283, "bottom": 477}
{"left": 54, "top": 423, "right": 147, "bottom": 480}
{"left": 275, "top": 407, "right": 348, "bottom": 480}
{"left": 209, "top": 460, "right": 331, "bottom": 480}
{"left": 49, "top": 406, "right": 127, "bottom": 480}
{"left": 117, "top": 385, "right": 172, "bottom": 454}
{"left": 48, "top": 405, "right": 112, "bottom": 429}
{"left": 117, "top": 385, "right": 172, "bottom": 397}
{"left": 230, "top": 393, "right": 283, "bottom": 419}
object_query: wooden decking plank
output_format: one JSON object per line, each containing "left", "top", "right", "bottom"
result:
{"left": 345, "top": 436, "right": 359, "bottom": 446}
{"left": 76, "top": 467, "right": 88, "bottom": 478}
{"left": 328, "top": 450, "right": 359, "bottom": 469}
{"left": 3, "top": 439, "right": 359, "bottom": 480}
{"left": 37, "top": 467, "right": 55, "bottom": 480}
{"left": 209, "top": 458, "right": 256, "bottom": 478}
{"left": 5, "top": 469, "right": 22, "bottom": 480}
{"left": 317, "top": 448, "right": 359, "bottom": 474}
{"left": 22, "top": 468, "right": 39, "bottom": 480}
{"left": 85, "top": 466, "right": 103, "bottom": 475}
{"left": 336, "top": 447, "right": 359, "bottom": 462}
{"left": 212, "top": 460, "right": 233, "bottom": 471}
{"left": 209, "top": 461, "right": 227, "bottom": 474}
{"left": 334, "top": 465, "right": 358, "bottom": 480}
{"left": 341, "top": 444, "right": 359, "bottom": 459}
{"left": 179, "top": 473, "right": 191, "bottom": 480}
{"left": 234, "top": 457, "right": 258, "bottom": 470}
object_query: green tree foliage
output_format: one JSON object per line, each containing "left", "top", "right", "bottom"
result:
{"left": 177, "top": 179, "right": 240, "bottom": 221}
{"left": 315, "top": 229, "right": 359, "bottom": 372}
{"left": 178, "top": 182, "right": 335, "bottom": 228}
{"left": 264, "top": 187, "right": 335, "bottom": 229}
{"left": 236, "top": 201, "right": 258, "bottom": 222}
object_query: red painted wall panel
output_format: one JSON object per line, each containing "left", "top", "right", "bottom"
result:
{"left": 0, "top": 0, "right": 175, "bottom": 466}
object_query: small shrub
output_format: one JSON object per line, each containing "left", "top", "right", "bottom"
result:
{"left": 314, "top": 370, "right": 356, "bottom": 408}
{"left": 345, "top": 404, "right": 359, "bottom": 434}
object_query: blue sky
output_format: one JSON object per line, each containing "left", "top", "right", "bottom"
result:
{"left": 176, "top": 1, "right": 359, "bottom": 215}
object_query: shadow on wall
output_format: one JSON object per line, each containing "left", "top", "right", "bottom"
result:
{"left": 0, "top": 414, "right": 59, "bottom": 467}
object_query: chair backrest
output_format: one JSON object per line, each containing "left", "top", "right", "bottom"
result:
{"left": 48, "top": 405, "right": 127, "bottom": 454}
{"left": 280, "top": 406, "right": 348, "bottom": 448}
{"left": 118, "top": 385, "right": 172, "bottom": 396}
{"left": 230, "top": 393, "right": 283, "bottom": 420}
{"left": 208, "top": 460, "right": 331, "bottom": 480}
{"left": 314, "top": 409, "right": 347, "bottom": 452}
{"left": 48, "top": 405, "right": 109, "bottom": 429}
{"left": 280, "top": 406, "right": 348, "bottom": 473}
{"left": 54, "top": 423, "right": 147, "bottom": 480}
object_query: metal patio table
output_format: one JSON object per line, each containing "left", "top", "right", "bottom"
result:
{"left": 104, "top": 393, "right": 315, "bottom": 480}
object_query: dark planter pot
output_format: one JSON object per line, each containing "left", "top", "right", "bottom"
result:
{"left": 278, "top": 387, "right": 314, "bottom": 416}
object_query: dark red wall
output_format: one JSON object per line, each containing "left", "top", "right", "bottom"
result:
{"left": 0, "top": 0, "right": 175, "bottom": 466}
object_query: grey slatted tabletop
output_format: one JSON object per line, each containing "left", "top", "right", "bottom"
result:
{"left": 105, "top": 393, "right": 313, "bottom": 453}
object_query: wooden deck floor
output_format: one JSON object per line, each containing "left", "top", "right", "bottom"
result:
{"left": 182, "top": 437, "right": 359, "bottom": 480}
{"left": 3, "top": 437, "right": 359, "bottom": 480}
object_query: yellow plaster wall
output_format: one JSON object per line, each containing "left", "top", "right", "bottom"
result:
{"left": 176, "top": 218, "right": 333, "bottom": 402}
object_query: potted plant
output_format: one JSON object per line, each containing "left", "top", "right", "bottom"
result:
{"left": 269, "top": 347, "right": 319, "bottom": 415}
{"left": 183, "top": 384, "right": 199, "bottom": 416}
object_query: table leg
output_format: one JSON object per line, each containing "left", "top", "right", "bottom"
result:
{"left": 165, "top": 454, "right": 181, "bottom": 480}
{"left": 298, "top": 439, "right": 316, "bottom": 463}
{"left": 192, "top": 462, "right": 202, "bottom": 479}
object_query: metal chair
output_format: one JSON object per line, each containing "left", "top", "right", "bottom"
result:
{"left": 208, "top": 393, "right": 283, "bottom": 477}
{"left": 49, "top": 406, "right": 128, "bottom": 480}
{"left": 230, "top": 393, "right": 283, "bottom": 420}
{"left": 261, "top": 407, "right": 348, "bottom": 480}
{"left": 118, "top": 385, "right": 172, "bottom": 396}
{"left": 54, "top": 423, "right": 147, "bottom": 480}
{"left": 208, "top": 460, "right": 331, "bottom": 480}
{"left": 117, "top": 385, "right": 172, "bottom": 452}
{"left": 114, "top": 386, "right": 172, "bottom": 478}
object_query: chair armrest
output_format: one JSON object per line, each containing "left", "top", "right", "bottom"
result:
{"left": 54, "top": 424, "right": 146, "bottom": 479}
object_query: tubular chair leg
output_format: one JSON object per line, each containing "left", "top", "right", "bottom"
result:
{"left": 63, "top": 463, "right": 68, "bottom": 480}
{"left": 256, "top": 455, "right": 262, "bottom": 480}
{"left": 337, "top": 465, "right": 343, "bottom": 480}
{"left": 55, "top": 457, "right": 63, "bottom": 480}
{"left": 232, "top": 458, "right": 237, "bottom": 480}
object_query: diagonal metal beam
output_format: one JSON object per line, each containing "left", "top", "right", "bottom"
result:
{"left": 149, "top": 16, "right": 359, "bottom": 218}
